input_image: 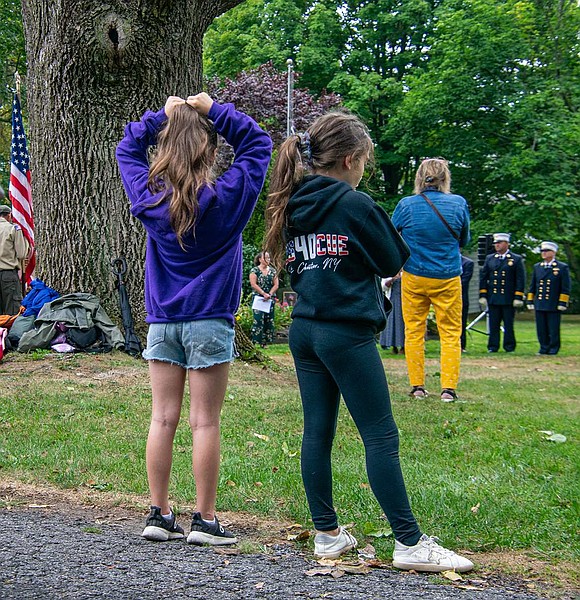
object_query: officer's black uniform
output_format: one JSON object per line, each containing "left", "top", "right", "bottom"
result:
{"left": 527, "top": 260, "right": 571, "bottom": 354}
{"left": 479, "top": 251, "right": 525, "bottom": 352}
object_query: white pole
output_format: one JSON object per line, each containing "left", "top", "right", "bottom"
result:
{"left": 287, "top": 59, "right": 294, "bottom": 138}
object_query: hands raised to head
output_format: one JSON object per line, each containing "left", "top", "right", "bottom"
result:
{"left": 164, "top": 96, "right": 185, "bottom": 118}
{"left": 164, "top": 93, "right": 214, "bottom": 118}
{"left": 185, "top": 93, "right": 213, "bottom": 116}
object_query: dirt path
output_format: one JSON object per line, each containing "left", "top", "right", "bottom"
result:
{"left": 0, "top": 481, "right": 571, "bottom": 600}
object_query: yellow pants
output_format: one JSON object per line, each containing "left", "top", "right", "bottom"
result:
{"left": 401, "top": 271, "right": 462, "bottom": 390}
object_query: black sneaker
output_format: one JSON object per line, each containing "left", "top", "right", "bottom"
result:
{"left": 141, "top": 506, "right": 185, "bottom": 541}
{"left": 186, "top": 512, "right": 238, "bottom": 546}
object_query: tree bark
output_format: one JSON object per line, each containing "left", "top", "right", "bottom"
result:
{"left": 20, "top": 0, "right": 244, "bottom": 330}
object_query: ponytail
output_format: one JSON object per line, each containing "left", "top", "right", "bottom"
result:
{"left": 265, "top": 135, "right": 304, "bottom": 270}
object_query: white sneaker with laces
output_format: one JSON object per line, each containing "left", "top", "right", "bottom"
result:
{"left": 392, "top": 534, "right": 474, "bottom": 572}
{"left": 314, "top": 527, "right": 358, "bottom": 559}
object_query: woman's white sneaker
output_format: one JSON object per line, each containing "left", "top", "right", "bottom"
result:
{"left": 314, "top": 527, "right": 358, "bottom": 559}
{"left": 392, "top": 534, "right": 474, "bottom": 572}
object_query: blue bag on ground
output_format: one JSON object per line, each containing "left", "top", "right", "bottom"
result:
{"left": 21, "top": 280, "right": 60, "bottom": 317}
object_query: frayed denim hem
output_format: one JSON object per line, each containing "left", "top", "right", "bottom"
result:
{"left": 145, "top": 356, "right": 234, "bottom": 370}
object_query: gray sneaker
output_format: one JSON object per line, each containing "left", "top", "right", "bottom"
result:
{"left": 392, "top": 534, "right": 474, "bottom": 572}
{"left": 314, "top": 527, "right": 358, "bottom": 559}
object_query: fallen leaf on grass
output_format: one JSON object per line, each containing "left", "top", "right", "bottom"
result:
{"left": 357, "top": 544, "right": 376, "bottom": 560}
{"left": 442, "top": 570, "right": 463, "bottom": 581}
{"left": 305, "top": 567, "right": 335, "bottom": 577}
{"left": 471, "top": 503, "right": 480, "bottom": 514}
{"left": 281, "top": 441, "right": 298, "bottom": 457}
{"left": 28, "top": 504, "right": 52, "bottom": 508}
{"left": 317, "top": 558, "right": 338, "bottom": 566}
{"left": 226, "top": 480, "right": 236, "bottom": 487}
{"left": 362, "top": 522, "right": 392, "bottom": 538}
{"left": 539, "top": 430, "right": 567, "bottom": 443}
{"left": 363, "top": 559, "right": 386, "bottom": 568}
{"left": 253, "top": 433, "right": 270, "bottom": 442}
{"left": 287, "top": 529, "right": 310, "bottom": 541}
{"left": 214, "top": 547, "right": 239, "bottom": 555}
{"left": 339, "top": 563, "right": 371, "bottom": 575}
{"left": 307, "top": 560, "right": 371, "bottom": 577}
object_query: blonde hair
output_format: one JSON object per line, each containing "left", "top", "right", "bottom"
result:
{"left": 413, "top": 158, "right": 451, "bottom": 194}
{"left": 265, "top": 110, "right": 373, "bottom": 269}
{"left": 148, "top": 104, "right": 218, "bottom": 249}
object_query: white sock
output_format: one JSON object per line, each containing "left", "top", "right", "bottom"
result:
{"left": 202, "top": 516, "right": 216, "bottom": 525}
{"left": 162, "top": 511, "right": 173, "bottom": 521}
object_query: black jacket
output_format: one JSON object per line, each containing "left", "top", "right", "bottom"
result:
{"left": 285, "top": 175, "right": 409, "bottom": 332}
{"left": 479, "top": 251, "right": 525, "bottom": 306}
{"left": 527, "top": 260, "right": 571, "bottom": 311}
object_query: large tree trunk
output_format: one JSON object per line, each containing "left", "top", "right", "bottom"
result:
{"left": 20, "top": 0, "right": 244, "bottom": 332}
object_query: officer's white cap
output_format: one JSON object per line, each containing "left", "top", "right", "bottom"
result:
{"left": 0, "top": 204, "right": 11, "bottom": 215}
{"left": 493, "top": 233, "right": 510, "bottom": 243}
{"left": 540, "top": 241, "right": 558, "bottom": 252}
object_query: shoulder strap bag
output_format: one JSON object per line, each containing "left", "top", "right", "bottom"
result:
{"left": 419, "top": 192, "right": 460, "bottom": 242}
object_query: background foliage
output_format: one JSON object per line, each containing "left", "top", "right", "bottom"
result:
{"left": 1, "top": 0, "right": 579, "bottom": 307}
{"left": 0, "top": 0, "right": 25, "bottom": 192}
{"left": 204, "top": 0, "right": 579, "bottom": 305}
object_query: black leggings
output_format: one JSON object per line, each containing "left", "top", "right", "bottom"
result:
{"left": 289, "top": 317, "right": 422, "bottom": 545}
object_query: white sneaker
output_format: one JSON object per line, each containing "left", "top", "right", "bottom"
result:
{"left": 392, "top": 534, "right": 474, "bottom": 572}
{"left": 314, "top": 527, "right": 358, "bottom": 559}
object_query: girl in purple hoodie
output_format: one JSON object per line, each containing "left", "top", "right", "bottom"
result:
{"left": 116, "top": 93, "right": 271, "bottom": 545}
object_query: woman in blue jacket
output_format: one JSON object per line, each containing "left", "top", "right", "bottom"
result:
{"left": 392, "top": 158, "right": 470, "bottom": 401}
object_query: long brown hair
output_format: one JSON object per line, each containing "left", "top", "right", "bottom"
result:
{"left": 148, "top": 104, "right": 218, "bottom": 249}
{"left": 265, "top": 110, "right": 373, "bottom": 269}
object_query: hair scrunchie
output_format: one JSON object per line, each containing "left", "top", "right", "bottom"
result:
{"left": 297, "top": 132, "right": 312, "bottom": 163}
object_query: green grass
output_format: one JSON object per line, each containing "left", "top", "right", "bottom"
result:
{"left": 0, "top": 315, "right": 578, "bottom": 571}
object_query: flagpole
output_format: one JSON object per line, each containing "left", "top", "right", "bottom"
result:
{"left": 9, "top": 71, "right": 36, "bottom": 293}
{"left": 286, "top": 59, "right": 294, "bottom": 138}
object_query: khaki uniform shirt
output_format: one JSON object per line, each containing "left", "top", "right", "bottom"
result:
{"left": 0, "top": 216, "right": 27, "bottom": 270}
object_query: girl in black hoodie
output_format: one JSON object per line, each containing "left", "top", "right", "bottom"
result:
{"left": 265, "top": 110, "right": 473, "bottom": 573}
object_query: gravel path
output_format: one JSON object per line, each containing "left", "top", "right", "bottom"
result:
{"left": 0, "top": 506, "right": 549, "bottom": 600}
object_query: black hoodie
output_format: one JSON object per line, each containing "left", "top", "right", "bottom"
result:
{"left": 285, "top": 175, "right": 410, "bottom": 332}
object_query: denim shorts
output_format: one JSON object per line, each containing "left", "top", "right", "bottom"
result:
{"left": 142, "top": 319, "right": 235, "bottom": 369}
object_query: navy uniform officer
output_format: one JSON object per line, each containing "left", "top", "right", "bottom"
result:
{"left": 526, "top": 241, "right": 571, "bottom": 355}
{"left": 479, "top": 232, "right": 525, "bottom": 352}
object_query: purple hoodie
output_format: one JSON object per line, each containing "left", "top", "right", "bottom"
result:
{"left": 116, "top": 102, "right": 272, "bottom": 324}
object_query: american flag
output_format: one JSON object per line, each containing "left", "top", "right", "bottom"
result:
{"left": 8, "top": 92, "right": 35, "bottom": 285}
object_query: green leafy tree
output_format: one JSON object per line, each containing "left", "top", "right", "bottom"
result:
{"left": 204, "top": 0, "right": 309, "bottom": 78}
{"left": 329, "top": 0, "right": 440, "bottom": 203}
{"left": 0, "top": 0, "right": 26, "bottom": 191}
{"left": 389, "top": 0, "right": 580, "bottom": 292}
